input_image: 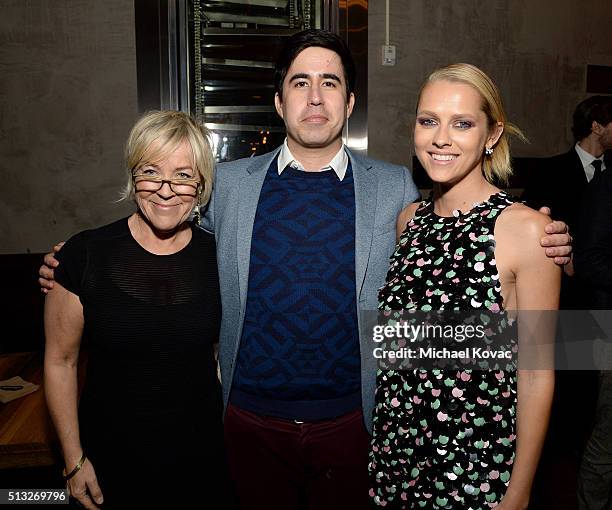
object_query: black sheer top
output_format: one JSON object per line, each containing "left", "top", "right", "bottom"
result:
{"left": 55, "top": 217, "right": 222, "bottom": 458}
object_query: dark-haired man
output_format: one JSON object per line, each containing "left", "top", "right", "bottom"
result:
{"left": 212, "top": 31, "right": 413, "bottom": 509}
{"left": 40, "top": 30, "right": 572, "bottom": 510}
{"left": 523, "top": 95, "right": 612, "bottom": 253}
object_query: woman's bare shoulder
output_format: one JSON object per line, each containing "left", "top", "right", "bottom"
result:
{"left": 496, "top": 202, "right": 550, "bottom": 238}
{"left": 398, "top": 202, "right": 421, "bottom": 225}
{"left": 396, "top": 202, "right": 421, "bottom": 237}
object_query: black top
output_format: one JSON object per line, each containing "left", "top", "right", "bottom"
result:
{"left": 54, "top": 217, "right": 222, "bottom": 488}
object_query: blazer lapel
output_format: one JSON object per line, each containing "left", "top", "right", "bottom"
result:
{"left": 236, "top": 148, "right": 281, "bottom": 307}
{"left": 349, "top": 149, "right": 377, "bottom": 298}
{"left": 569, "top": 149, "right": 588, "bottom": 186}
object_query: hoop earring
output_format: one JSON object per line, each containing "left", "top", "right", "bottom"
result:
{"left": 485, "top": 147, "right": 494, "bottom": 156}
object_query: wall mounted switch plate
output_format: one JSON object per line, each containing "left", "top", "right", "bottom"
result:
{"left": 382, "top": 45, "right": 396, "bottom": 66}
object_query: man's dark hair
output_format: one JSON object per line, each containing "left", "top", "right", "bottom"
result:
{"left": 274, "top": 29, "right": 356, "bottom": 102}
{"left": 572, "top": 95, "right": 612, "bottom": 142}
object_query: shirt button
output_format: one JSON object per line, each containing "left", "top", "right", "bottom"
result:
{"left": 464, "top": 484, "right": 475, "bottom": 495}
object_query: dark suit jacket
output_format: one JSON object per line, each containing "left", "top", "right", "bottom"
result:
{"left": 575, "top": 170, "right": 612, "bottom": 310}
{"left": 522, "top": 148, "right": 612, "bottom": 232}
{"left": 522, "top": 148, "right": 588, "bottom": 234}
{"left": 522, "top": 148, "right": 612, "bottom": 309}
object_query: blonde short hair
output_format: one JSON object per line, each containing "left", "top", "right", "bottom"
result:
{"left": 121, "top": 110, "right": 215, "bottom": 205}
{"left": 419, "top": 63, "right": 527, "bottom": 185}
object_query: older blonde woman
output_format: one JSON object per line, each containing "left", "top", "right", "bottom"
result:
{"left": 44, "top": 111, "right": 226, "bottom": 509}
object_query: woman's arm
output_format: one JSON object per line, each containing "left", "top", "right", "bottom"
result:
{"left": 44, "top": 284, "right": 103, "bottom": 509}
{"left": 495, "top": 206, "right": 560, "bottom": 510}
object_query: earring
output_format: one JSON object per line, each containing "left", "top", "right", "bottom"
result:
{"left": 485, "top": 147, "right": 493, "bottom": 156}
{"left": 194, "top": 191, "right": 202, "bottom": 225}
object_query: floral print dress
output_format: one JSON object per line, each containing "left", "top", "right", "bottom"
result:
{"left": 369, "top": 191, "right": 518, "bottom": 509}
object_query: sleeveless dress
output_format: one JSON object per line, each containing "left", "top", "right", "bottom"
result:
{"left": 369, "top": 191, "right": 518, "bottom": 509}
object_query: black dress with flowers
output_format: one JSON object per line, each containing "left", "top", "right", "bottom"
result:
{"left": 369, "top": 191, "right": 518, "bottom": 509}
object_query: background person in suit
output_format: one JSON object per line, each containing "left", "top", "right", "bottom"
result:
{"left": 523, "top": 96, "right": 612, "bottom": 243}
{"left": 39, "top": 31, "right": 574, "bottom": 510}
{"left": 575, "top": 168, "right": 612, "bottom": 510}
{"left": 522, "top": 96, "right": 612, "bottom": 507}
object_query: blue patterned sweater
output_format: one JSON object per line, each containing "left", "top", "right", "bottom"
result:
{"left": 230, "top": 159, "right": 361, "bottom": 420}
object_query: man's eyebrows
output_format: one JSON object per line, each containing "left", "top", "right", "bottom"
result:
{"left": 321, "top": 73, "right": 341, "bottom": 82}
{"left": 288, "top": 73, "right": 310, "bottom": 82}
{"left": 288, "top": 72, "right": 342, "bottom": 82}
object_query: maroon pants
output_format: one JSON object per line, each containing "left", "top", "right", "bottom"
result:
{"left": 224, "top": 403, "right": 372, "bottom": 510}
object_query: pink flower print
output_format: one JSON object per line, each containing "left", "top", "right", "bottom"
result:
{"left": 460, "top": 372, "right": 471, "bottom": 381}
{"left": 437, "top": 411, "right": 448, "bottom": 421}
{"left": 451, "top": 387, "right": 463, "bottom": 398}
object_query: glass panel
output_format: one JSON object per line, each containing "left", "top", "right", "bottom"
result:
{"left": 190, "top": 0, "right": 324, "bottom": 162}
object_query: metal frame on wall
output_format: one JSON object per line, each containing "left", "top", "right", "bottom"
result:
{"left": 134, "top": 0, "right": 368, "bottom": 155}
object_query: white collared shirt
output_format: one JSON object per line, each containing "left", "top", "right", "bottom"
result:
{"left": 277, "top": 139, "right": 349, "bottom": 181}
{"left": 575, "top": 142, "right": 606, "bottom": 182}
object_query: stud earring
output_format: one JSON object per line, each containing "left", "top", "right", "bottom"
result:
{"left": 485, "top": 147, "right": 493, "bottom": 156}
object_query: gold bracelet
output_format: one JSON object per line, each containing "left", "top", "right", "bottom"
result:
{"left": 63, "top": 453, "right": 87, "bottom": 481}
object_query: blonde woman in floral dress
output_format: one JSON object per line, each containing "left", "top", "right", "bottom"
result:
{"left": 369, "top": 64, "right": 559, "bottom": 510}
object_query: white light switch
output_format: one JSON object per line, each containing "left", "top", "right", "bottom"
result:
{"left": 382, "top": 45, "right": 396, "bottom": 66}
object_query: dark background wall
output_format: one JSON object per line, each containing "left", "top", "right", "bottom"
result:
{"left": 0, "top": 0, "right": 136, "bottom": 255}
{"left": 368, "top": 0, "right": 612, "bottom": 167}
{"left": 1, "top": 0, "right": 611, "bottom": 253}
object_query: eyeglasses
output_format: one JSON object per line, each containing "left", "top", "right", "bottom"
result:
{"left": 132, "top": 172, "right": 201, "bottom": 197}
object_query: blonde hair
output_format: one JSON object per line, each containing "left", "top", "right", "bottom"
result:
{"left": 418, "top": 63, "right": 527, "bottom": 185}
{"left": 121, "top": 110, "right": 215, "bottom": 205}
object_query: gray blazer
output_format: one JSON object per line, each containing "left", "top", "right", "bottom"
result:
{"left": 202, "top": 146, "right": 419, "bottom": 432}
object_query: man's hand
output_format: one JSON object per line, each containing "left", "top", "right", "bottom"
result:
{"left": 538, "top": 207, "right": 572, "bottom": 266}
{"left": 38, "top": 242, "right": 64, "bottom": 293}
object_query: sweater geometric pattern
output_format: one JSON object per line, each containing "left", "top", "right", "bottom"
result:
{"left": 231, "top": 159, "right": 361, "bottom": 420}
